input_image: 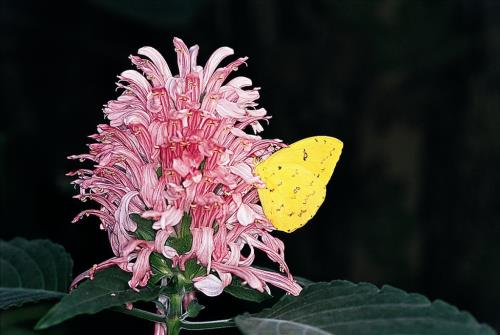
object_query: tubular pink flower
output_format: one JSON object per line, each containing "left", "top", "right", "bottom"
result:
{"left": 69, "top": 37, "right": 300, "bottom": 297}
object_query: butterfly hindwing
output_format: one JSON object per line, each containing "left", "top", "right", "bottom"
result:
{"left": 255, "top": 136, "right": 343, "bottom": 232}
{"left": 257, "top": 163, "right": 326, "bottom": 232}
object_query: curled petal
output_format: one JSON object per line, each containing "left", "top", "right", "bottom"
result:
{"left": 155, "top": 229, "right": 178, "bottom": 259}
{"left": 203, "top": 46, "right": 234, "bottom": 88}
{"left": 189, "top": 45, "right": 199, "bottom": 70}
{"left": 70, "top": 256, "right": 129, "bottom": 289}
{"left": 114, "top": 191, "right": 139, "bottom": 232}
{"left": 229, "top": 163, "right": 261, "bottom": 184}
{"left": 152, "top": 206, "right": 183, "bottom": 230}
{"left": 129, "top": 248, "right": 153, "bottom": 290}
{"left": 138, "top": 46, "right": 173, "bottom": 79}
{"left": 173, "top": 158, "right": 190, "bottom": 177}
{"left": 193, "top": 274, "right": 225, "bottom": 297}
{"left": 231, "top": 127, "right": 261, "bottom": 141}
{"left": 216, "top": 99, "right": 246, "bottom": 119}
{"left": 237, "top": 203, "right": 256, "bottom": 226}
{"left": 192, "top": 227, "right": 214, "bottom": 271}
{"left": 173, "top": 37, "right": 190, "bottom": 78}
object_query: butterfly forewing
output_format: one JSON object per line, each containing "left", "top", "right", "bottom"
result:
{"left": 260, "top": 136, "right": 342, "bottom": 185}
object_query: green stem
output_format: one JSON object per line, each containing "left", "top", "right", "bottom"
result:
{"left": 110, "top": 307, "right": 165, "bottom": 323}
{"left": 167, "top": 293, "right": 182, "bottom": 335}
{"left": 165, "top": 274, "right": 186, "bottom": 335}
{"left": 180, "top": 319, "right": 237, "bottom": 331}
{"left": 110, "top": 307, "right": 237, "bottom": 331}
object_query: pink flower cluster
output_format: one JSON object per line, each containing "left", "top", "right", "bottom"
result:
{"left": 68, "top": 37, "right": 301, "bottom": 297}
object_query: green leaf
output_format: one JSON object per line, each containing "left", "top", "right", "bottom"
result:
{"left": 235, "top": 280, "right": 496, "bottom": 335}
{"left": 130, "top": 213, "right": 156, "bottom": 241}
{"left": 293, "top": 275, "right": 314, "bottom": 287}
{"left": 167, "top": 214, "right": 192, "bottom": 254}
{"left": 149, "top": 252, "right": 173, "bottom": 278}
{"left": 156, "top": 166, "right": 162, "bottom": 178}
{"left": 183, "top": 259, "right": 205, "bottom": 281}
{"left": 224, "top": 279, "right": 272, "bottom": 303}
{"left": 199, "top": 158, "right": 206, "bottom": 172}
{"left": 179, "top": 214, "right": 192, "bottom": 240}
{"left": 0, "top": 238, "right": 73, "bottom": 310}
{"left": 35, "top": 267, "right": 161, "bottom": 330}
{"left": 186, "top": 300, "right": 204, "bottom": 318}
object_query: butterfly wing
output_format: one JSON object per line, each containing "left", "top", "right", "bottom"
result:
{"left": 256, "top": 163, "right": 327, "bottom": 232}
{"left": 259, "top": 136, "right": 342, "bottom": 184}
{"left": 255, "top": 136, "right": 343, "bottom": 232}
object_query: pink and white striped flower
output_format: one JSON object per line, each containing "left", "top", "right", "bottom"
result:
{"left": 68, "top": 37, "right": 301, "bottom": 298}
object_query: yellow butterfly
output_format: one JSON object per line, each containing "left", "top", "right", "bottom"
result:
{"left": 255, "top": 136, "right": 343, "bottom": 233}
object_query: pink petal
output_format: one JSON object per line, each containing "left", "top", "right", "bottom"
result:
{"left": 229, "top": 162, "right": 261, "bottom": 184}
{"left": 173, "top": 37, "right": 190, "bottom": 78}
{"left": 129, "top": 247, "right": 153, "bottom": 290}
{"left": 231, "top": 127, "right": 261, "bottom": 141}
{"left": 237, "top": 203, "right": 256, "bottom": 226}
{"left": 193, "top": 274, "right": 225, "bottom": 297}
{"left": 152, "top": 206, "right": 183, "bottom": 230}
{"left": 189, "top": 45, "right": 199, "bottom": 70}
{"left": 202, "top": 46, "right": 234, "bottom": 88}
{"left": 226, "top": 76, "right": 252, "bottom": 88}
{"left": 114, "top": 191, "right": 139, "bottom": 232}
{"left": 215, "top": 99, "right": 246, "bottom": 119}
{"left": 172, "top": 158, "right": 190, "bottom": 177}
{"left": 138, "top": 46, "right": 173, "bottom": 79}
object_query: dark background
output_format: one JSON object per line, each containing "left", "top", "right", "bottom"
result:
{"left": 1, "top": 0, "right": 500, "bottom": 334}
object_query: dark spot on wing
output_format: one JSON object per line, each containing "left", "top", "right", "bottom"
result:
{"left": 303, "top": 149, "right": 308, "bottom": 161}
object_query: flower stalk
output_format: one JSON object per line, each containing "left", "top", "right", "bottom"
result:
{"left": 164, "top": 274, "right": 186, "bottom": 335}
